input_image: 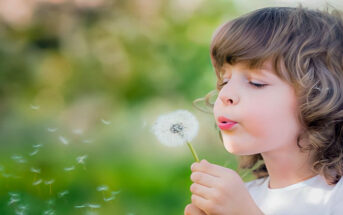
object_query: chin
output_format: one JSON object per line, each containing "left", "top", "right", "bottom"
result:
{"left": 223, "top": 142, "right": 256, "bottom": 156}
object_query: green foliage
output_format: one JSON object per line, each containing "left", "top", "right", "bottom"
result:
{"left": 0, "top": 0, "right": 252, "bottom": 214}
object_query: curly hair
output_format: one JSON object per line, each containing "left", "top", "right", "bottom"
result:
{"left": 194, "top": 5, "right": 343, "bottom": 185}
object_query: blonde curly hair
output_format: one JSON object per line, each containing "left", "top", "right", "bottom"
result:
{"left": 194, "top": 5, "right": 343, "bottom": 185}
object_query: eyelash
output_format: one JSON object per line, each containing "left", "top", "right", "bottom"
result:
{"left": 219, "top": 81, "right": 267, "bottom": 88}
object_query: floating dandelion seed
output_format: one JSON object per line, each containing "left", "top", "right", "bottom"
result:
{"left": 76, "top": 155, "right": 88, "bottom": 165}
{"left": 96, "top": 185, "right": 108, "bottom": 192}
{"left": 104, "top": 196, "right": 115, "bottom": 202}
{"left": 101, "top": 119, "right": 111, "bottom": 125}
{"left": 33, "top": 144, "right": 43, "bottom": 148}
{"left": 33, "top": 179, "right": 42, "bottom": 186}
{"left": 29, "top": 149, "right": 39, "bottom": 156}
{"left": 58, "top": 190, "right": 69, "bottom": 198}
{"left": 47, "top": 128, "right": 58, "bottom": 132}
{"left": 30, "top": 104, "right": 40, "bottom": 110}
{"left": 11, "top": 155, "right": 26, "bottom": 163}
{"left": 43, "top": 209, "right": 55, "bottom": 215}
{"left": 64, "top": 166, "right": 75, "bottom": 171}
{"left": 30, "top": 167, "right": 41, "bottom": 174}
{"left": 151, "top": 110, "right": 200, "bottom": 162}
{"left": 82, "top": 139, "right": 93, "bottom": 144}
{"left": 59, "top": 136, "right": 69, "bottom": 145}
{"left": 45, "top": 180, "right": 55, "bottom": 195}
{"left": 72, "top": 129, "right": 84, "bottom": 135}
{"left": 111, "top": 190, "right": 121, "bottom": 196}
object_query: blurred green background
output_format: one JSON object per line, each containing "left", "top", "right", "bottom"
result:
{"left": 0, "top": 0, "right": 333, "bottom": 214}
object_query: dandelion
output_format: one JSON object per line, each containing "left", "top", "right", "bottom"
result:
{"left": 101, "top": 119, "right": 111, "bottom": 125}
{"left": 151, "top": 110, "right": 200, "bottom": 162}
{"left": 59, "top": 136, "right": 69, "bottom": 145}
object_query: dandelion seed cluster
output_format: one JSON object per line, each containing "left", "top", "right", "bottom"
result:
{"left": 151, "top": 110, "right": 199, "bottom": 147}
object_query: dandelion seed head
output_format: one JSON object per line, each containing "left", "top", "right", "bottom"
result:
{"left": 151, "top": 110, "right": 199, "bottom": 147}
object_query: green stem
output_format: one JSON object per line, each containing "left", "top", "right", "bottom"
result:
{"left": 186, "top": 142, "right": 200, "bottom": 162}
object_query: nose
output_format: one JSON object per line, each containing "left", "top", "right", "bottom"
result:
{"left": 219, "top": 94, "right": 239, "bottom": 105}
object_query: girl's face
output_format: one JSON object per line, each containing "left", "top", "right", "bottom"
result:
{"left": 213, "top": 61, "right": 302, "bottom": 156}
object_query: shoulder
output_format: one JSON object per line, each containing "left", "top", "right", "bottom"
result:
{"left": 328, "top": 176, "right": 343, "bottom": 214}
{"left": 244, "top": 176, "right": 268, "bottom": 191}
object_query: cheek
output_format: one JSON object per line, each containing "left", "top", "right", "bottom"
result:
{"left": 243, "top": 95, "right": 300, "bottom": 148}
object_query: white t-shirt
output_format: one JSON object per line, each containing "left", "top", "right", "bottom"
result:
{"left": 245, "top": 174, "right": 343, "bottom": 215}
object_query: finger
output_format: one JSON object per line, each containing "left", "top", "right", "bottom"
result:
{"left": 191, "top": 194, "right": 211, "bottom": 213}
{"left": 190, "top": 182, "right": 213, "bottom": 199}
{"left": 192, "top": 159, "right": 234, "bottom": 178}
{"left": 184, "top": 203, "right": 207, "bottom": 215}
{"left": 190, "top": 171, "right": 217, "bottom": 188}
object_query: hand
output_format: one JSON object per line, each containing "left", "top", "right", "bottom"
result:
{"left": 184, "top": 203, "right": 207, "bottom": 215}
{"left": 189, "top": 159, "right": 263, "bottom": 215}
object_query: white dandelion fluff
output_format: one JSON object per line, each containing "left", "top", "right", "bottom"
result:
{"left": 33, "top": 179, "right": 42, "bottom": 186}
{"left": 64, "top": 166, "right": 75, "bottom": 171}
{"left": 151, "top": 110, "right": 200, "bottom": 162}
{"left": 59, "top": 136, "right": 69, "bottom": 145}
{"left": 47, "top": 128, "right": 58, "bottom": 133}
{"left": 151, "top": 110, "right": 199, "bottom": 147}
{"left": 76, "top": 155, "right": 88, "bottom": 165}
{"left": 101, "top": 119, "right": 111, "bottom": 125}
{"left": 30, "top": 104, "right": 40, "bottom": 110}
{"left": 96, "top": 185, "right": 108, "bottom": 192}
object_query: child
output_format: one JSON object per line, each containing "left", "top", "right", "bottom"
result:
{"left": 185, "top": 5, "right": 343, "bottom": 215}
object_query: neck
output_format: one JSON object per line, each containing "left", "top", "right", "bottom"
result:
{"left": 261, "top": 145, "right": 317, "bottom": 189}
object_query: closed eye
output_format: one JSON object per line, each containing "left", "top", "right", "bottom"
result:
{"left": 219, "top": 81, "right": 267, "bottom": 88}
